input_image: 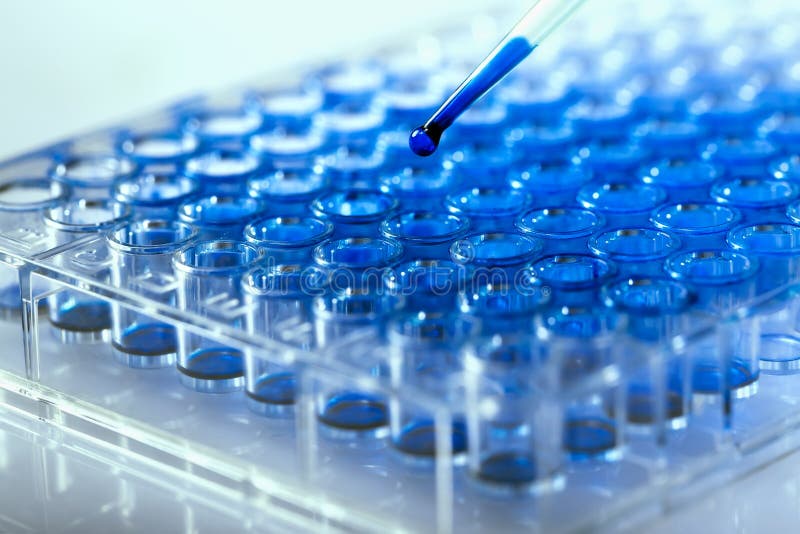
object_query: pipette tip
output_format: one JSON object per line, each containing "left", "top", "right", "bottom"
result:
{"left": 409, "top": 125, "right": 442, "bottom": 157}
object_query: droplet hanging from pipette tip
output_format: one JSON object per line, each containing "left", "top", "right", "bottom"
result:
{"left": 409, "top": 124, "right": 442, "bottom": 157}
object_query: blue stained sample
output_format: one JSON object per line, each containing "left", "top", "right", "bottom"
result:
{"left": 380, "top": 211, "right": 469, "bottom": 261}
{"left": 378, "top": 84, "right": 442, "bottom": 127}
{"left": 691, "top": 360, "right": 759, "bottom": 395}
{"left": 639, "top": 158, "right": 721, "bottom": 202}
{"left": 316, "top": 238, "right": 402, "bottom": 268}
{"left": 445, "top": 187, "right": 530, "bottom": 232}
{"left": 533, "top": 254, "right": 616, "bottom": 290}
{"left": 691, "top": 96, "right": 767, "bottom": 137}
{"left": 319, "top": 392, "right": 388, "bottom": 432}
{"left": 318, "top": 149, "right": 386, "bottom": 189}
{"left": 509, "top": 160, "right": 592, "bottom": 208}
{"left": 450, "top": 232, "right": 543, "bottom": 273}
{"left": 702, "top": 138, "right": 778, "bottom": 176}
{"left": 116, "top": 130, "right": 200, "bottom": 164}
{"left": 179, "top": 348, "right": 245, "bottom": 380}
{"left": 589, "top": 228, "right": 680, "bottom": 277}
{"left": 711, "top": 177, "right": 799, "bottom": 222}
{"left": 313, "top": 190, "right": 397, "bottom": 221}
{"left": 665, "top": 248, "right": 760, "bottom": 396}
{"left": 51, "top": 154, "right": 138, "bottom": 192}
{"left": 458, "top": 270, "right": 550, "bottom": 333}
{"left": 311, "top": 189, "right": 398, "bottom": 238}
{"left": 245, "top": 216, "right": 333, "bottom": 249}
{"left": 182, "top": 108, "right": 264, "bottom": 144}
{"left": 577, "top": 181, "right": 666, "bottom": 226}
{"left": 505, "top": 123, "right": 577, "bottom": 164}
{"left": 666, "top": 249, "right": 759, "bottom": 289}
{"left": 312, "top": 62, "right": 386, "bottom": 109}
{"left": 113, "top": 323, "right": 177, "bottom": 358}
{"left": 409, "top": 37, "right": 535, "bottom": 156}
{"left": 476, "top": 452, "right": 537, "bottom": 486}
{"left": 247, "top": 169, "right": 329, "bottom": 216}
{"left": 244, "top": 216, "right": 333, "bottom": 264}
{"left": 496, "top": 78, "right": 572, "bottom": 126}
{"left": 604, "top": 277, "right": 692, "bottom": 339}
{"left": 182, "top": 149, "right": 262, "bottom": 195}
{"left": 759, "top": 72, "right": 800, "bottom": 116}
{"left": 378, "top": 167, "right": 453, "bottom": 211}
{"left": 516, "top": 207, "right": 603, "bottom": 254}
{"left": 377, "top": 130, "right": 445, "bottom": 173}
{"left": 563, "top": 416, "right": 617, "bottom": 460}
{"left": 625, "top": 384, "right": 685, "bottom": 426}
{"left": 651, "top": 202, "right": 741, "bottom": 248}
{"left": 393, "top": 419, "right": 468, "bottom": 457}
{"left": 173, "top": 240, "right": 261, "bottom": 392}
{"left": 765, "top": 117, "right": 800, "bottom": 152}
{"left": 248, "top": 129, "right": 326, "bottom": 170}
{"left": 50, "top": 300, "right": 111, "bottom": 332}
{"left": 727, "top": 222, "right": 800, "bottom": 292}
{"left": 533, "top": 254, "right": 616, "bottom": 307}
{"left": 45, "top": 198, "right": 130, "bottom": 338}
{"left": 0, "top": 285, "right": 21, "bottom": 313}
{"left": 444, "top": 102, "right": 509, "bottom": 147}
{"left": 726, "top": 223, "right": 800, "bottom": 258}
{"left": 636, "top": 121, "right": 705, "bottom": 158}
{"left": 577, "top": 141, "right": 650, "bottom": 177}
{"left": 178, "top": 195, "right": 267, "bottom": 240}
{"left": 444, "top": 143, "right": 516, "bottom": 189}
{"left": 567, "top": 102, "right": 636, "bottom": 142}
{"left": 242, "top": 264, "right": 328, "bottom": 413}
{"left": 603, "top": 277, "right": 691, "bottom": 425}
{"left": 316, "top": 106, "right": 386, "bottom": 152}
{"left": 543, "top": 304, "right": 619, "bottom": 343}
{"left": 384, "top": 259, "right": 466, "bottom": 311}
{"left": 107, "top": 219, "right": 196, "bottom": 366}
{"left": 516, "top": 207, "right": 603, "bottom": 239}
{"left": 630, "top": 75, "right": 691, "bottom": 120}
{"left": 314, "top": 237, "right": 403, "bottom": 291}
{"left": 246, "top": 87, "right": 323, "bottom": 131}
{"left": 248, "top": 372, "right": 296, "bottom": 406}
{"left": 113, "top": 171, "right": 199, "bottom": 218}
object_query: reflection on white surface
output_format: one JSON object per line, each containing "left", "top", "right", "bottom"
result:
{"left": 2, "top": 398, "right": 800, "bottom": 533}
{"left": 0, "top": 406, "right": 299, "bottom": 533}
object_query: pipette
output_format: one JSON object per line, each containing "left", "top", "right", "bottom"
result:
{"left": 409, "top": 0, "right": 589, "bottom": 156}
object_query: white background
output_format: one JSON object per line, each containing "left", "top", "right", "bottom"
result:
{"left": 0, "top": 0, "right": 497, "bottom": 161}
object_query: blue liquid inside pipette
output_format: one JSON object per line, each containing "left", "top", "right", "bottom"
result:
{"left": 409, "top": 36, "right": 535, "bottom": 156}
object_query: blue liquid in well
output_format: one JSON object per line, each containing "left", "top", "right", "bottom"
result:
{"left": 246, "top": 217, "right": 332, "bottom": 247}
{"left": 0, "top": 285, "right": 21, "bottom": 311}
{"left": 51, "top": 301, "right": 111, "bottom": 332}
{"left": 409, "top": 37, "right": 535, "bottom": 156}
{"left": 248, "top": 372, "right": 296, "bottom": 405}
{"left": 390, "top": 214, "right": 465, "bottom": 239}
{"left": 626, "top": 390, "right": 685, "bottom": 425}
{"left": 477, "top": 452, "right": 537, "bottom": 485}
{"left": 114, "top": 323, "right": 177, "bottom": 356}
{"left": 393, "top": 420, "right": 467, "bottom": 458}
{"left": 318, "top": 392, "right": 388, "bottom": 432}
{"left": 179, "top": 348, "right": 245, "bottom": 380}
{"left": 563, "top": 417, "right": 617, "bottom": 458}
{"left": 692, "top": 359, "right": 759, "bottom": 394}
